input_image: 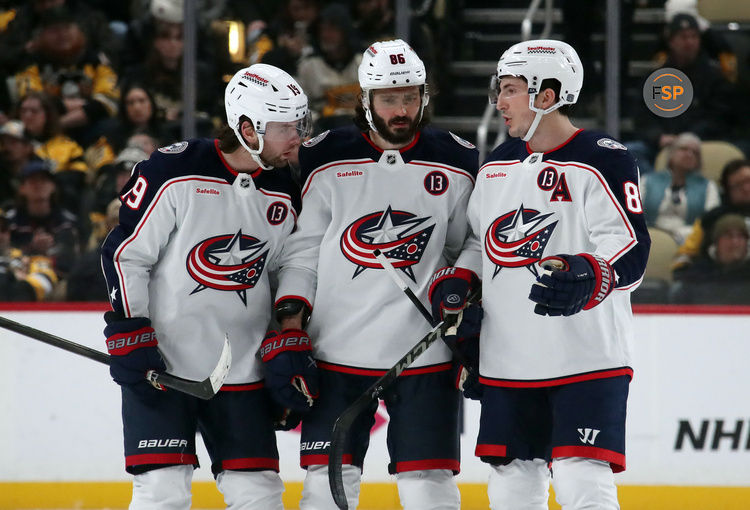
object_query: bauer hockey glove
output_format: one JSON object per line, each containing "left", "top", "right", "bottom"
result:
{"left": 260, "top": 329, "right": 319, "bottom": 413}
{"left": 103, "top": 311, "right": 166, "bottom": 387}
{"left": 428, "top": 266, "right": 479, "bottom": 322}
{"left": 528, "top": 254, "right": 615, "bottom": 317}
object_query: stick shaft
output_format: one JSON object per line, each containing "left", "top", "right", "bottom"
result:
{"left": 0, "top": 315, "right": 109, "bottom": 364}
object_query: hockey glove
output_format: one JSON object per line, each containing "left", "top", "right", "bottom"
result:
{"left": 528, "top": 254, "right": 615, "bottom": 317}
{"left": 449, "top": 331, "right": 483, "bottom": 400}
{"left": 103, "top": 311, "right": 166, "bottom": 387}
{"left": 260, "top": 329, "right": 319, "bottom": 413}
{"left": 428, "top": 266, "right": 479, "bottom": 322}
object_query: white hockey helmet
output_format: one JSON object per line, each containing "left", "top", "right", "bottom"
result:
{"left": 224, "top": 63, "right": 311, "bottom": 169}
{"left": 490, "top": 39, "right": 583, "bottom": 141}
{"left": 358, "top": 39, "right": 429, "bottom": 132}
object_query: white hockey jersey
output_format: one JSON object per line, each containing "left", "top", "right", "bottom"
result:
{"left": 456, "top": 130, "right": 650, "bottom": 386}
{"left": 101, "top": 139, "right": 299, "bottom": 384}
{"left": 276, "top": 126, "right": 478, "bottom": 372}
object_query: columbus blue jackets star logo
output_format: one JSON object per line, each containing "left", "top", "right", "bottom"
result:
{"left": 485, "top": 205, "right": 558, "bottom": 277}
{"left": 340, "top": 206, "right": 434, "bottom": 280}
{"left": 186, "top": 230, "right": 268, "bottom": 305}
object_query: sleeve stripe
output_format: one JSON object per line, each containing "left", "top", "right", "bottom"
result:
{"left": 114, "top": 176, "right": 229, "bottom": 316}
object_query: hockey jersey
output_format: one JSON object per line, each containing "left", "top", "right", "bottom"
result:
{"left": 101, "top": 139, "right": 300, "bottom": 384}
{"left": 276, "top": 126, "right": 478, "bottom": 372}
{"left": 456, "top": 130, "right": 650, "bottom": 386}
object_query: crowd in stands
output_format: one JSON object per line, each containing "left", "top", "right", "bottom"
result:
{"left": 0, "top": 0, "right": 748, "bottom": 305}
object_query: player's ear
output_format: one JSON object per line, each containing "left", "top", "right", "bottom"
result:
{"left": 240, "top": 119, "right": 259, "bottom": 148}
{"left": 536, "top": 87, "right": 556, "bottom": 110}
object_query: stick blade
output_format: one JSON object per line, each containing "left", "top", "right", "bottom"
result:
{"left": 149, "top": 334, "right": 232, "bottom": 400}
{"left": 209, "top": 333, "right": 233, "bottom": 393}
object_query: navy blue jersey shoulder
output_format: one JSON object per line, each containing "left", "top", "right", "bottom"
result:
{"left": 550, "top": 130, "right": 639, "bottom": 182}
{"left": 137, "top": 138, "right": 234, "bottom": 187}
{"left": 298, "top": 125, "right": 378, "bottom": 182}
{"left": 402, "top": 127, "right": 478, "bottom": 177}
{"left": 253, "top": 166, "right": 301, "bottom": 215}
{"left": 482, "top": 137, "right": 527, "bottom": 166}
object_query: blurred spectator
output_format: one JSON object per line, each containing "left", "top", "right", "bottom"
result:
{"left": 664, "top": 0, "right": 738, "bottom": 83}
{"left": 0, "top": 0, "right": 114, "bottom": 77}
{"left": 13, "top": 6, "right": 119, "bottom": 144}
{"left": 101, "top": 82, "right": 165, "bottom": 153}
{"left": 296, "top": 3, "right": 362, "bottom": 131}
{"left": 89, "top": 146, "right": 148, "bottom": 224}
{"left": 0, "top": 212, "right": 58, "bottom": 301}
{"left": 66, "top": 197, "right": 119, "bottom": 301}
{"left": 671, "top": 213, "right": 750, "bottom": 304}
{"left": 125, "top": 133, "right": 160, "bottom": 156}
{"left": 675, "top": 159, "right": 750, "bottom": 267}
{"left": 5, "top": 160, "right": 80, "bottom": 278}
{"left": 17, "top": 91, "right": 89, "bottom": 214}
{"left": 629, "top": 13, "right": 737, "bottom": 173}
{"left": 258, "top": 0, "right": 319, "bottom": 75}
{"left": 641, "top": 132, "right": 720, "bottom": 244}
{"left": 121, "top": 15, "right": 220, "bottom": 139}
{"left": 0, "top": 120, "right": 41, "bottom": 206}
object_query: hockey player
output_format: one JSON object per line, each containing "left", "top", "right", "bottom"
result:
{"left": 275, "top": 39, "right": 479, "bottom": 509}
{"left": 428, "top": 40, "right": 650, "bottom": 509}
{"left": 100, "top": 64, "right": 317, "bottom": 510}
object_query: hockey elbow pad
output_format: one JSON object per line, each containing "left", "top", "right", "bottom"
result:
{"left": 260, "top": 329, "right": 319, "bottom": 413}
{"left": 528, "top": 254, "right": 614, "bottom": 316}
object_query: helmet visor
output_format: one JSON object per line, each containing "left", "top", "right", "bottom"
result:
{"left": 488, "top": 75, "right": 500, "bottom": 105}
{"left": 260, "top": 113, "right": 313, "bottom": 142}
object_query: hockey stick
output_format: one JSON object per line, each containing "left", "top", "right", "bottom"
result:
{"left": 328, "top": 313, "right": 461, "bottom": 510}
{"left": 373, "top": 249, "right": 477, "bottom": 375}
{"left": 0, "top": 315, "right": 232, "bottom": 400}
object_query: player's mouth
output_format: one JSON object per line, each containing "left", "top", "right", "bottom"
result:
{"left": 389, "top": 117, "right": 411, "bottom": 129}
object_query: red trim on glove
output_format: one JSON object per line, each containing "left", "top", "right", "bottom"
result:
{"left": 427, "top": 266, "right": 476, "bottom": 302}
{"left": 578, "top": 253, "right": 614, "bottom": 310}
{"left": 105, "top": 326, "right": 158, "bottom": 356}
{"left": 260, "top": 329, "right": 312, "bottom": 362}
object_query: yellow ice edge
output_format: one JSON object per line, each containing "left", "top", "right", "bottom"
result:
{"left": 1, "top": 482, "right": 750, "bottom": 509}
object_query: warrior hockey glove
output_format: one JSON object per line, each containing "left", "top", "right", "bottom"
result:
{"left": 428, "top": 267, "right": 479, "bottom": 322}
{"left": 528, "top": 254, "right": 615, "bottom": 317}
{"left": 260, "top": 329, "right": 319, "bottom": 413}
{"left": 103, "top": 311, "right": 166, "bottom": 387}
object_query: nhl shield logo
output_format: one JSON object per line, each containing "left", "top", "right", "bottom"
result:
{"left": 386, "top": 154, "right": 397, "bottom": 165}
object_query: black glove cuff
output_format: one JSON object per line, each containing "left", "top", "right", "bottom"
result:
{"left": 275, "top": 298, "right": 312, "bottom": 327}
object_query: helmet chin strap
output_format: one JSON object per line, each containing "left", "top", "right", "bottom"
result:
{"left": 233, "top": 127, "right": 273, "bottom": 170}
{"left": 522, "top": 96, "right": 565, "bottom": 142}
